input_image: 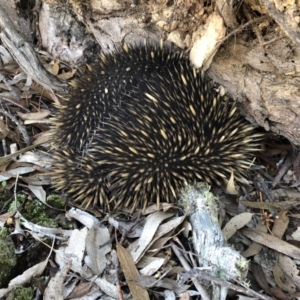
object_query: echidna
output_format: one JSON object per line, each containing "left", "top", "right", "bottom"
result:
{"left": 52, "top": 41, "right": 261, "bottom": 212}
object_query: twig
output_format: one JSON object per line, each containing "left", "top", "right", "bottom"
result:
{"left": 1, "top": 97, "right": 31, "bottom": 112}
{"left": 0, "top": 71, "right": 21, "bottom": 101}
{"left": 180, "top": 269, "right": 274, "bottom": 300}
{"left": 0, "top": 3, "right": 66, "bottom": 92}
{"left": 272, "top": 155, "right": 292, "bottom": 187}
{"left": 0, "top": 107, "right": 30, "bottom": 146}
{"left": 204, "top": 16, "right": 270, "bottom": 66}
{"left": 170, "top": 241, "right": 210, "bottom": 300}
{"left": 261, "top": 0, "right": 300, "bottom": 47}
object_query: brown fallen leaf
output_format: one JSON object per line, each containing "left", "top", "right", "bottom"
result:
{"left": 242, "top": 224, "right": 267, "bottom": 257}
{"left": 241, "top": 199, "right": 300, "bottom": 211}
{"left": 272, "top": 210, "right": 289, "bottom": 239}
{"left": 252, "top": 263, "right": 273, "bottom": 296}
{"left": 66, "top": 281, "right": 94, "bottom": 299}
{"left": 222, "top": 212, "right": 253, "bottom": 240}
{"left": 242, "top": 228, "right": 300, "bottom": 260}
{"left": 17, "top": 109, "right": 50, "bottom": 121}
{"left": 0, "top": 211, "right": 16, "bottom": 224}
{"left": 117, "top": 243, "right": 150, "bottom": 300}
{"left": 134, "top": 275, "right": 190, "bottom": 294}
{"left": 273, "top": 264, "right": 296, "bottom": 294}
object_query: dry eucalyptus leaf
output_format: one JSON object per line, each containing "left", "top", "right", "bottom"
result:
{"left": 65, "top": 208, "right": 100, "bottom": 229}
{"left": 0, "top": 173, "right": 11, "bottom": 181}
{"left": 85, "top": 226, "right": 111, "bottom": 275}
{"left": 57, "top": 69, "right": 76, "bottom": 80}
{"left": 22, "top": 174, "right": 52, "bottom": 185}
{"left": 190, "top": 12, "right": 226, "bottom": 69}
{"left": 222, "top": 212, "right": 253, "bottom": 240}
{"left": 24, "top": 119, "right": 51, "bottom": 125}
{"left": 251, "top": 263, "right": 273, "bottom": 296}
{"left": 182, "top": 220, "right": 192, "bottom": 238}
{"left": 17, "top": 109, "right": 50, "bottom": 121}
{"left": 93, "top": 277, "right": 123, "bottom": 299}
{"left": 242, "top": 242, "right": 263, "bottom": 258}
{"left": 242, "top": 224, "right": 268, "bottom": 258}
{"left": 0, "top": 120, "right": 9, "bottom": 139}
{"left": 134, "top": 275, "right": 190, "bottom": 294}
{"left": 154, "top": 215, "right": 186, "bottom": 239}
{"left": 271, "top": 210, "right": 289, "bottom": 239}
{"left": 30, "top": 85, "right": 55, "bottom": 101}
{"left": 128, "top": 211, "right": 175, "bottom": 263}
{"left": 7, "top": 166, "right": 35, "bottom": 175}
{"left": 108, "top": 217, "right": 144, "bottom": 238}
{"left": 0, "top": 45, "right": 13, "bottom": 63}
{"left": 225, "top": 170, "right": 238, "bottom": 194}
{"left": 17, "top": 151, "right": 51, "bottom": 167}
{"left": 144, "top": 202, "right": 177, "bottom": 214}
{"left": 149, "top": 236, "right": 177, "bottom": 256}
{"left": 242, "top": 228, "right": 300, "bottom": 260}
{"left": 273, "top": 264, "right": 296, "bottom": 294}
{"left": 241, "top": 199, "right": 300, "bottom": 210}
{"left": 0, "top": 144, "right": 43, "bottom": 165}
{"left": 278, "top": 254, "right": 300, "bottom": 289}
{"left": 44, "top": 261, "right": 71, "bottom": 300}
{"left": 64, "top": 228, "right": 88, "bottom": 272}
{"left": 117, "top": 243, "right": 150, "bottom": 300}
{"left": 51, "top": 59, "right": 60, "bottom": 76}
{"left": 34, "top": 131, "right": 52, "bottom": 145}
{"left": 0, "top": 211, "right": 15, "bottom": 225}
{"left": 138, "top": 256, "right": 166, "bottom": 276}
{"left": 28, "top": 185, "right": 46, "bottom": 203}
{"left": 291, "top": 227, "right": 300, "bottom": 241}
{"left": 0, "top": 258, "right": 49, "bottom": 298}
{"left": 65, "top": 281, "right": 94, "bottom": 299}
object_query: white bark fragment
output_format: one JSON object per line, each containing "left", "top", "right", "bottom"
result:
{"left": 189, "top": 12, "right": 226, "bottom": 70}
{"left": 179, "top": 183, "right": 248, "bottom": 300}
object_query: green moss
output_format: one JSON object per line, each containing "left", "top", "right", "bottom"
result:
{"left": 46, "top": 194, "right": 65, "bottom": 209}
{"left": 0, "top": 182, "right": 13, "bottom": 207}
{"left": 55, "top": 213, "right": 74, "bottom": 229}
{"left": 0, "top": 230, "right": 17, "bottom": 288}
{"left": 7, "top": 194, "right": 26, "bottom": 211}
{"left": 0, "top": 227, "right": 9, "bottom": 240}
{"left": 7, "top": 195, "right": 60, "bottom": 228}
{"left": 178, "top": 182, "right": 219, "bottom": 220}
{"left": 236, "top": 257, "right": 249, "bottom": 272}
{"left": 6, "top": 286, "right": 34, "bottom": 300}
{"left": 22, "top": 199, "right": 58, "bottom": 228}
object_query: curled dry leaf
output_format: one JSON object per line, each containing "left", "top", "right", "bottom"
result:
{"left": 273, "top": 264, "right": 296, "bottom": 294}
{"left": 0, "top": 257, "right": 49, "bottom": 298}
{"left": 0, "top": 211, "right": 16, "bottom": 225}
{"left": 134, "top": 275, "right": 190, "bottom": 294}
{"left": 225, "top": 170, "right": 238, "bottom": 195}
{"left": 222, "top": 212, "right": 253, "bottom": 240}
{"left": 28, "top": 185, "right": 46, "bottom": 204}
{"left": 278, "top": 254, "right": 300, "bottom": 288}
{"left": 0, "top": 120, "right": 9, "bottom": 139}
{"left": 271, "top": 210, "right": 289, "bottom": 239}
{"left": 137, "top": 256, "right": 166, "bottom": 276}
{"left": 17, "top": 110, "right": 50, "bottom": 121}
{"left": 117, "top": 243, "right": 150, "bottom": 300}
{"left": 242, "top": 228, "right": 300, "bottom": 260}
{"left": 85, "top": 226, "right": 111, "bottom": 275}
{"left": 44, "top": 261, "right": 72, "bottom": 300}
{"left": 128, "top": 211, "right": 175, "bottom": 263}
{"left": 242, "top": 224, "right": 267, "bottom": 258}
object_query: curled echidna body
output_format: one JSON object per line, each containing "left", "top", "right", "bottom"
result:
{"left": 52, "top": 42, "right": 261, "bottom": 212}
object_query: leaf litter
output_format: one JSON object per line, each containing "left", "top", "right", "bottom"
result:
{"left": 1, "top": 40, "right": 300, "bottom": 300}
